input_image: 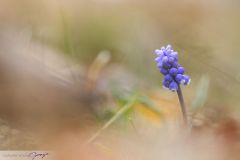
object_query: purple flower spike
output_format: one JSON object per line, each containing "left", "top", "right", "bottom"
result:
{"left": 154, "top": 44, "right": 190, "bottom": 91}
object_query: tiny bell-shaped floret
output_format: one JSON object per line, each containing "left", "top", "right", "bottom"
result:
{"left": 169, "top": 68, "right": 178, "bottom": 76}
{"left": 169, "top": 81, "right": 178, "bottom": 91}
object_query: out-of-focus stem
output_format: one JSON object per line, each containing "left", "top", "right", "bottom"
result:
{"left": 86, "top": 95, "right": 138, "bottom": 144}
{"left": 177, "top": 85, "right": 188, "bottom": 125}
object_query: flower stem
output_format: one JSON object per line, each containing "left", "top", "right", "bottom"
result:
{"left": 177, "top": 85, "right": 188, "bottom": 125}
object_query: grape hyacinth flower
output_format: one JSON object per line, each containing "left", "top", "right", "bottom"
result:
{"left": 154, "top": 45, "right": 190, "bottom": 125}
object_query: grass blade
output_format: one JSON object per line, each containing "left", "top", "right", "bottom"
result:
{"left": 191, "top": 75, "right": 210, "bottom": 112}
{"left": 86, "top": 95, "right": 138, "bottom": 144}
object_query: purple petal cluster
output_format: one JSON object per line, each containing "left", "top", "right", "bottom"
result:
{"left": 155, "top": 45, "right": 190, "bottom": 91}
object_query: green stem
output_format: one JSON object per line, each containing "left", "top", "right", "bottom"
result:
{"left": 177, "top": 85, "right": 188, "bottom": 125}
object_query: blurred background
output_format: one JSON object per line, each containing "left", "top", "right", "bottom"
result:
{"left": 0, "top": 0, "right": 240, "bottom": 159}
{"left": 1, "top": 0, "right": 239, "bottom": 104}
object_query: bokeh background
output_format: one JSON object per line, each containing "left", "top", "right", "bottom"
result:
{"left": 2, "top": 0, "right": 240, "bottom": 105}
{"left": 0, "top": 0, "right": 240, "bottom": 157}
